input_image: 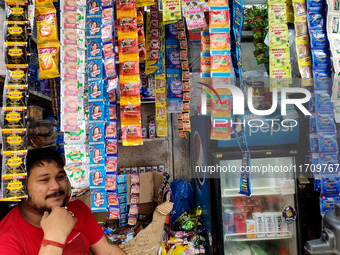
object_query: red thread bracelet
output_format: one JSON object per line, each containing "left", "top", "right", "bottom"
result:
{"left": 41, "top": 239, "right": 65, "bottom": 249}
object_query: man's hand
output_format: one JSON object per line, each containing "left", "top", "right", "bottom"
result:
{"left": 40, "top": 206, "right": 77, "bottom": 244}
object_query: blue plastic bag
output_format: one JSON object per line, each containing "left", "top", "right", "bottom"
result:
{"left": 170, "top": 179, "right": 194, "bottom": 223}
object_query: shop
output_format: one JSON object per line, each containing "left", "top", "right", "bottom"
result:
{"left": 0, "top": 0, "right": 339, "bottom": 253}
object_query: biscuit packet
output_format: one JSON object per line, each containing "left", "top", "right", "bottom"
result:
{"left": 35, "top": 5, "right": 58, "bottom": 43}
{"left": 37, "top": 41, "right": 60, "bottom": 79}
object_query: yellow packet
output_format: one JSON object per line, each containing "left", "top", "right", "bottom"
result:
{"left": 286, "top": 0, "right": 294, "bottom": 23}
{"left": 162, "top": 0, "right": 182, "bottom": 23}
{"left": 270, "top": 47, "right": 290, "bottom": 68}
{"left": 116, "top": 9, "right": 136, "bottom": 19}
{"left": 269, "top": 25, "right": 289, "bottom": 47}
{"left": 37, "top": 40, "right": 60, "bottom": 79}
{"left": 156, "top": 102, "right": 167, "bottom": 121}
{"left": 35, "top": 0, "right": 53, "bottom": 7}
{"left": 270, "top": 67, "right": 291, "bottom": 90}
{"left": 157, "top": 121, "right": 168, "bottom": 137}
{"left": 35, "top": 5, "right": 58, "bottom": 43}
{"left": 268, "top": 4, "right": 287, "bottom": 25}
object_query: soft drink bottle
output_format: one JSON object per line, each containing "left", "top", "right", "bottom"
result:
{"left": 234, "top": 201, "right": 246, "bottom": 234}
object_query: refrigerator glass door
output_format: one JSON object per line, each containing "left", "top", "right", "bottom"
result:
{"left": 220, "top": 156, "right": 298, "bottom": 255}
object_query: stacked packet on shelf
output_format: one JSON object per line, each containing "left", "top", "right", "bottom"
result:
{"left": 1, "top": 0, "right": 31, "bottom": 200}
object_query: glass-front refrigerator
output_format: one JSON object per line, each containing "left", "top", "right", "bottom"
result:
{"left": 211, "top": 151, "right": 298, "bottom": 255}
{"left": 190, "top": 114, "right": 304, "bottom": 255}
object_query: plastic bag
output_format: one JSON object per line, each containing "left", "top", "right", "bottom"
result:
{"left": 170, "top": 179, "right": 194, "bottom": 223}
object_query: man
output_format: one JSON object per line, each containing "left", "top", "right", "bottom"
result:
{"left": 0, "top": 149, "right": 126, "bottom": 255}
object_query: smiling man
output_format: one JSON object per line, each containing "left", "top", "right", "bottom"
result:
{"left": 0, "top": 149, "right": 126, "bottom": 255}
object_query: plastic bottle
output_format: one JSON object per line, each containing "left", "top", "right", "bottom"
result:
{"left": 253, "top": 196, "right": 263, "bottom": 213}
{"left": 266, "top": 196, "right": 275, "bottom": 212}
{"left": 279, "top": 248, "right": 288, "bottom": 255}
{"left": 234, "top": 201, "right": 246, "bottom": 234}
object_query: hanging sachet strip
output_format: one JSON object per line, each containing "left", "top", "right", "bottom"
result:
{"left": 268, "top": 0, "right": 291, "bottom": 91}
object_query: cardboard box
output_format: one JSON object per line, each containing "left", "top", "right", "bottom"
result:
{"left": 83, "top": 172, "right": 164, "bottom": 223}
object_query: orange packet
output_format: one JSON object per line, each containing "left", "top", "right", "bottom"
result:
{"left": 35, "top": 5, "right": 58, "bottom": 42}
{"left": 37, "top": 40, "right": 60, "bottom": 79}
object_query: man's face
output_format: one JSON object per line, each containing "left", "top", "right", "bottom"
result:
{"left": 26, "top": 161, "right": 68, "bottom": 213}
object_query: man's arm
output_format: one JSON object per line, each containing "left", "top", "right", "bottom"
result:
{"left": 38, "top": 206, "right": 77, "bottom": 255}
{"left": 90, "top": 236, "right": 127, "bottom": 255}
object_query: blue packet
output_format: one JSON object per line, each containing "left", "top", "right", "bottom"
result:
{"left": 320, "top": 196, "right": 339, "bottom": 215}
{"left": 314, "top": 173, "right": 321, "bottom": 192}
{"left": 89, "top": 80, "right": 104, "bottom": 101}
{"left": 87, "top": 0, "right": 101, "bottom": 16}
{"left": 90, "top": 165, "right": 106, "bottom": 188}
{"left": 106, "top": 121, "right": 118, "bottom": 139}
{"left": 102, "top": 7, "right": 113, "bottom": 26}
{"left": 119, "top": 203, "right": 128, "bottom": 214}
{"left": 106, "top": 138, "right": 118, "bottom": 155}
{"left": 105, "top": 173, "right": 117, "bottom": 191}
{"left": 87, "top": 38, "right": 102, "bottom": 59}
{"left": 315, "top": 90, "right": 334, "bottom": 111}
{"left": 321, "top": 175, "right": 340, "bottom": 195}
{"left": 319, "top": 153, "right": 339, "bottom": 165}
{"left": 89, "top": 143, "right": 105, "bottom": 165}
{"left": 108, "top": 205, "right": 120, "bottom": 220}
{"left": 309, "top": 94, "right": 315, "bottom": 112}
{"left": 166, "top": 39, "right": 181, "bottom": 69}
{"left": 89, "top": 102, "right": 105, "bottom": 121}
{"left": 167, "top": 69, "right": 183, "bottom": 99}
{"left": 316, "top": 111, "right": 336, "bottom": 132}
{"left": 119, "top": 213, "right": 128, "bottom": 227}
{"left": 165, "top": 23, "right": 178, "bottom": 39}
{"left": 309, "top": 133, "right": 319, "bottom": 153}
{"left": 103, "top": 56, "right": 117, "bottom": 79}
{"left": 106, "top": 155, "right": 118, "bottom": 173}
{"left": 313, "top": 70, "right": 332, "bottom": 91}
{"left": 311, "top": 50, "right": 331, "bottom": 70}
{"left": 310, "top": 30, "right": 328, "bottom": 49}
{"left": 318, "top": 132, "right": 338, "bottom": 152}
{"left": 91, "top": 189, "right": 107, "bottom": 213}
{"left": 101, "top": 0, "right": 113, "bottom": 8}
{"left": 117, "top": 183, "right": 127, "bottom": 194}
{"left": 307, "top": 9, "right": 326, "bottom": 30}
{"left": 101, "top": 22, "right": 114, "bottom": 43}
{"left": 107, "top": 191, "right": 119, "bottom": 206}
{"left": 307, "top": 0, "right": 324, "bottom": 8}
{"left": 89, "top": 122, "right": 105, "bottom": 143}
{"left": 239, "top": 150, "right": 251, "bottom": 196}
{"left": 88, "top": 59, "right": 103, "bottom": 80}
{"left": 117, "top": 174, "right": 127, "bottom": 184}
{"left": 309, "top": 115, "right": 316, "bottom": 133}
{"left": 87, "top": 16, "right": 102, "bottom": 38}
{"left": 118, "top": 193, "right": 127, "bottom": 204}
{"left": 102, "top": 40, "right": 115, "bottom": 59}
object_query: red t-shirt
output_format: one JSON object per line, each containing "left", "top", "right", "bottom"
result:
{"left": 0, "top": 199, "right": 104, "bottom": 255}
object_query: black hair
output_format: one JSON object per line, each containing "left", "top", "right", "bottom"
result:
{"left": 26, "top": 149, "right": 64, "bottom": 177}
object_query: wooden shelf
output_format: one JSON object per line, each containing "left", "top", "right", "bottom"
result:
{"left": 28, "top": 90, "right": 52, "bottom": 102}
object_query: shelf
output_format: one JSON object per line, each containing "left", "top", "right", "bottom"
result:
{"left": 225, "top": 231, "right": 293, "bottom": 242}
{"left": 28, "top": 90, "right": 52, "bottom": 102}
{"left": 243, "top": 0, "right": 267, "bottom": 5}
{"left": 118, "top": 137, "right": 167, "bottom": 143}
{"left": 222, "top": 186, "right": 294, "bottom": 197}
